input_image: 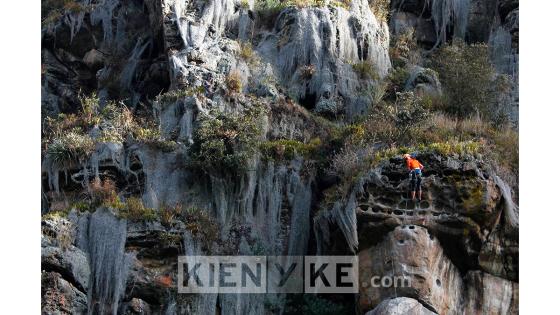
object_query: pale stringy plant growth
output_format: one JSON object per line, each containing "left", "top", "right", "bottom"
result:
{"left": 392, "top": 0, "right": 471, "bottom": 47}
{"left": 120, "top": 38, "right": 151, "bottom": 98}
{"left": 266, "top": 0, "right": 391, "bottom": 117}
{"left": 77, "top": 209, "right": 133, "bottom": 315}
{"left": 429, "top": 0, "right": 471, "bottom": 46}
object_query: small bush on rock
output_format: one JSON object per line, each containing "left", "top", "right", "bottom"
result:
{"left": 352, "top": 61, "right": 379, "bottom": 81}
{"left": 46, "top": 129, "right": 95, "bottom": 167}
{"left": 191, "top": 106, "right": 266, "bottom": 172}
{"left": 183, "top": 207, "right": 219, "bottom": 250}
{"left": 226, "top": 71, "right": 243, "bottom": 94}
{"left": 238, "top": 41, "right": 255, "bottom": 63}
{"left": 299, "top": 64, "right": 316, "bottom": 80}
{"left": 389, "top": 28, "right": 419, "bottom": 66}
{"left": 89, "top": 178, "right": 117, "bottom": 206}
{"left": 118, "top": 197, "right": 157, "bottom": 222}
{"left": 260, "top": 138, "right": 322, "bottom": 161}
{"left": 370, "top": 0, "right": 391, "bottom": 23}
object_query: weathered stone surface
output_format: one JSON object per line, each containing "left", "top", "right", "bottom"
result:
{"left": 41, "top": 245, "right": 90, "bottom": 292}
{"left": 258, "top": 1, "right": 391, "bottom": 117}
{"left": 390, "top": 12, "right": 437, "bottom": 46}
{"left": 366, "top": 297, "right": 437, "bottom": 315}
{"left": 41, "top": 0, "right": 519, "bottom": 313}
{"left": 359, "top": 226, "right": 462, "bottom": 314}
{"left": 466, "top": 0, "right": 499, "bottom": 43}
{"left": 463, "top": 271, "right": 518, "bottom": 314}
{"left": 405, "top": 66, "right": 442, "bottom": 97}
{"left": 317, "top": 153, "right": 518, "bottom": 314}
{"left": 42, "top": 271, "right": 87, "bottom": 315}
{"left": 122, "top": 298, "right": 153, "bottom": 314}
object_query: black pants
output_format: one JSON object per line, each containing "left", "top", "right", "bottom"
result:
{"left": 409, "top": 171, "right": 422, "bottom": 192}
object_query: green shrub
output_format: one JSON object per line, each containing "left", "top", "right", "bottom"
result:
{"left": 369, "top": 91, "right": 430, "bottom": 143}
{"left": 255, "top": 0, "right": 290, "bottom": 28}
{"left": 429, "top": 41, "right": 499, "bottom": 120}
{"left": 329, "top": 0, "right": 350, "bottom": 9}
{"left": 100, "top": 102, "right": 134, "bottom": 133}
{"left": 42, "top": 210, "right": 70, "bottom": 221}
{"left": 159, "top": 203, "right": 183, "bottom": 227}
{"left": 70, "top": 201, "right": 91, "bottom": 212}
{"left": 239, "top": 41, "right": 255, "bottom": 62}
{"left": 156, "top": 87, "right": 205, "bottom": 106}
{"left": 133, "top": 126, "right": 161, "bottom": 142}
{"left": 46, "top": 129, "right": 95, "bottom": 166}
{"left": 417, "top": 140, "right": 481, "bottom": 156}
{"left": 260, "top": 138, "right": 322, "bottom": 160}
{"left": 182, "top": 207, "right": 219, "bottom": 250}
{"left": 487, "top": 127, "right": 518, "bottom": 176}
{"left": 43, "top": 94, "right": 102, "bottom": 136}
{"left": 89, "top": 178, "right": 117, "bottom": 206}
{"left": 328, "top": 143, "right": 375, "bottom": 181}
{"left": 130, "top": 123, "right": 176, "bottom": 151}
{"left": 191, "top": 106, "right": 266, "bottom": 172}
{"left": 352, "top": 61, "right": 379, "bottom": 81}
{"left": 393, "top": 92, "right": 430, "bottom": 129}
{"left": 386, "top": 67, "right": 409, "bottom": 96}
{"left": 117, "top": 197, "right": 157, "bottom": 222}
{"left": 42, "top": 0, "right": 86, "bottom": 26}
{"left": 240, "top": 0, "right": 250, "bottom": 9}
{"left": 42, "top": 11, "right": 62, "bottom": 26}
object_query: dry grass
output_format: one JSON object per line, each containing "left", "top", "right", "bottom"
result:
{"left": 328, "top": 143, "right": 376, "bottom": 179}
{"left": 159, "top": 203, "right": 183, "bottom": 227}
{"left": 57, "top": 222, "right": 74, "bottom": 251}
{"left": 239, "top": 41, "right": 255, "bottom": 63}
{"left": 370, "top": 0, "right": 391, "bottom": 22}
{"left": 182, "top": 207, "right": 219, "bottom": 250}
{"left": 299, "top": 64, "right": 316, "bottom": 80}
{"left": 226, "top": 71, "right": 243, "bottom": 94}
{"left": 89, "top": 178, "right": 117, "bottom": 204}
{"left": 118, "top": 197, "right": 157, "bottom": 222}
{"left": 352, "top": 61, "right": 379, "bottom": 81}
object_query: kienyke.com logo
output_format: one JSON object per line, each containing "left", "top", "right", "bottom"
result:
{"left": 178, "top": 256, "right": 411, "bottom": 294}
{"left": 178, "top": 256, "right": 357, "bottom": 294}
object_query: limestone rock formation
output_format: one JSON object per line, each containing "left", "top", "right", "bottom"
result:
{"left": 366, "top": 297, "right": 437, "bottom": 315}
{"left": 41, "top": 0, "right": 519, "bottom": 314}
{"left": 316, "top": 153, "right": 518, "bottom": 314}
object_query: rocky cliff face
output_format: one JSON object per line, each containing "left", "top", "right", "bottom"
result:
{"left": 315, "top": 153, "right": 518, "bottom": 314}
{"left": 42, "top": 0, "right": 518, "bottom": 314}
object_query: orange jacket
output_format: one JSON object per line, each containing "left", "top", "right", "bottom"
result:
{"left": 406, "top": 158, "right": 423, "bottom": 171}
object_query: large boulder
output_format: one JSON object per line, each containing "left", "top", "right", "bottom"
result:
{"left": 359, "top": 226, "right": 462, "bottom": 314}
{"left": 405, "top": 66, "right": 442, "bottom": 97}
{"left": 41, "top": 245, "right": 90, "bottom": 292}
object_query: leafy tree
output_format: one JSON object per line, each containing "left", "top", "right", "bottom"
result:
{"left": 430, "top": 41, "right": 498, "bottom": 120}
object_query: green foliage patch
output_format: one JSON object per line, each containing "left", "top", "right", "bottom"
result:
{"left": 190, "top": 106, "right": 267, "bottom": 172}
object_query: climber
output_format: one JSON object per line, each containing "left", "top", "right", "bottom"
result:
{"left": 404, "top": 153, "right": 424, "bottom": 201}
